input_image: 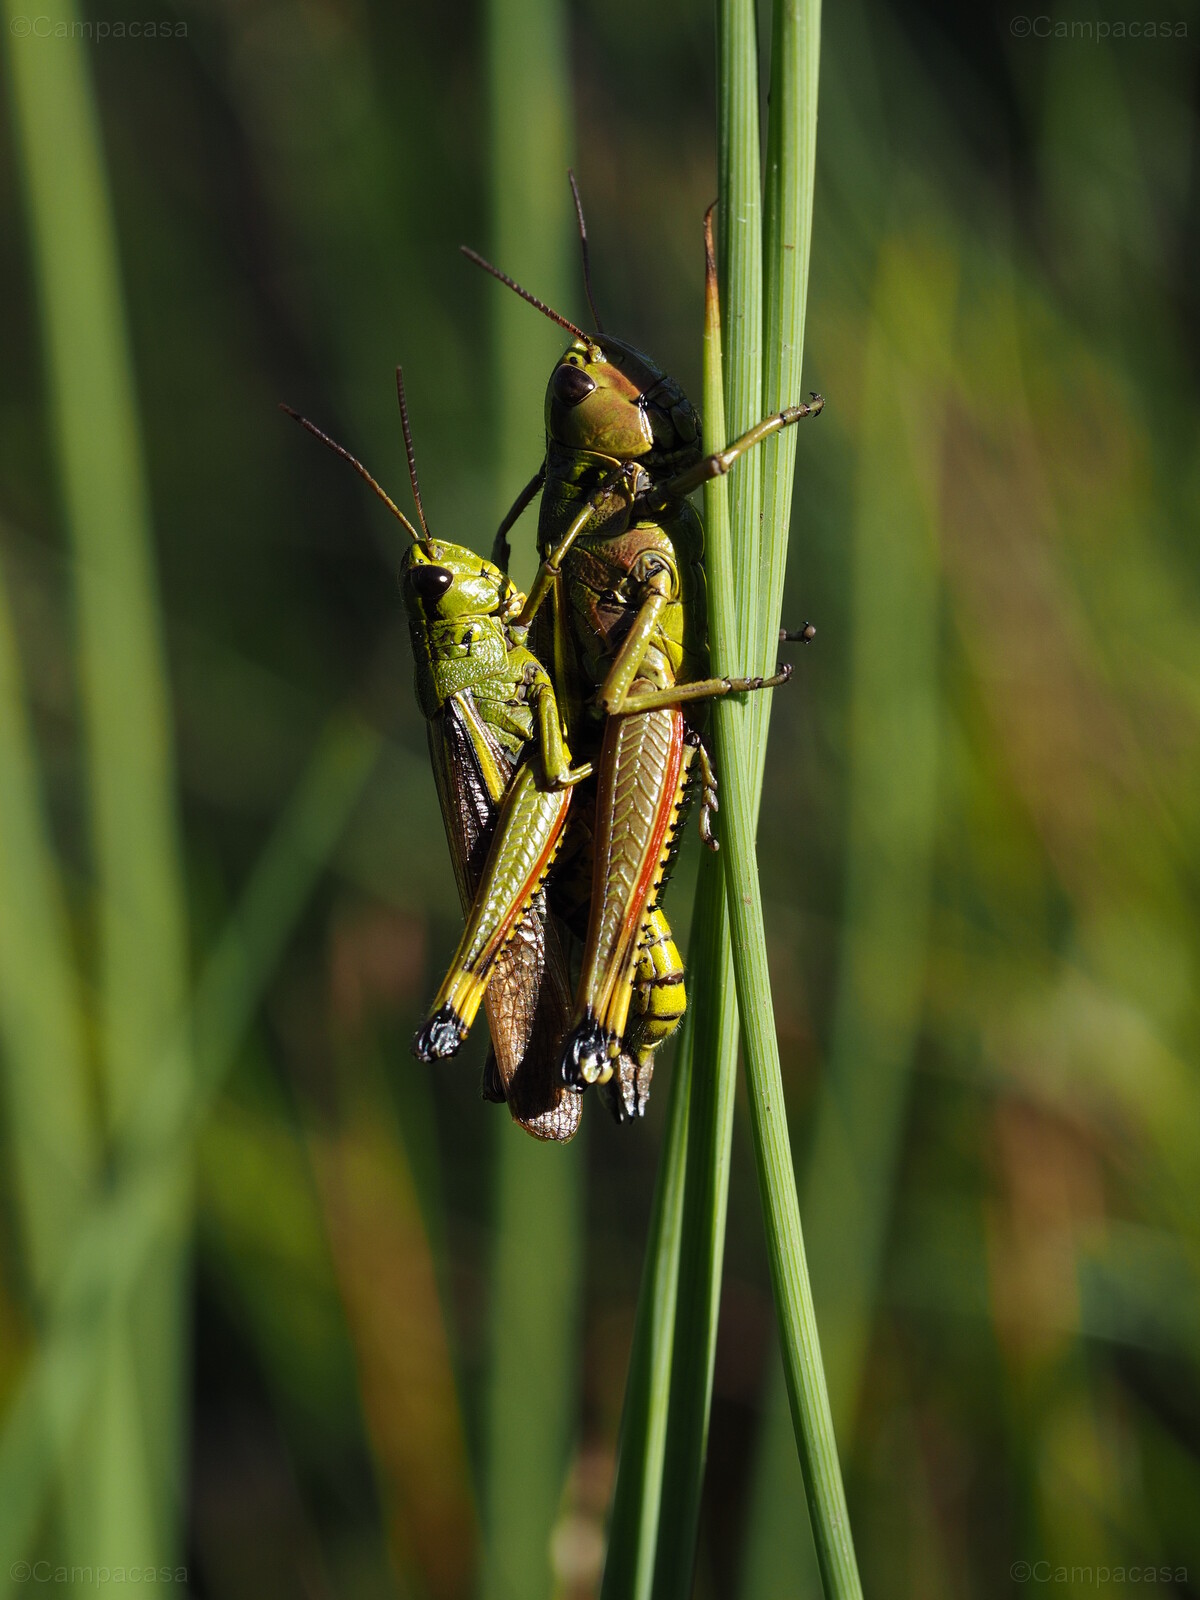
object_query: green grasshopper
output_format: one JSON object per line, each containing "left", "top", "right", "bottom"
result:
{"left": 283, "top": 373, "right": 593, "bottom": 1140}
{"left": 465, "top": 187, "right": 822, "bottom": 1105}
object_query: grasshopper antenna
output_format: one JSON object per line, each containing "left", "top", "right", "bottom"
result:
{"left": 460, "top": 246, "right": 600, "bottom": 356}
{"left": 279, "top": 404, "right": 421, "bottom": 542}
{"left": 568, "top": 169, "right": 604, "bottom": 332}
{"left": 395, "top": 367, "right": 433, "bottom": 547}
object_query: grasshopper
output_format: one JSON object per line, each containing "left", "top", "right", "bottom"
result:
{"left": 282, "top": 373, "right": 592, "bottom": 1140}
{"left": 465, "top": 186, "right": 823, "bottom": 1104}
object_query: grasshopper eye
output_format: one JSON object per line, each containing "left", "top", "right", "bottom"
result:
{"left": 553, "top": 363, "right": 597, "bottom": 406}
{"left": 408, "top": 564, "right": 454, "bottom": 602}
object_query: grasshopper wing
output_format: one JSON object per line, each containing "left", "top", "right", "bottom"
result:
{"left": 483, "top": 891, "right": 579, "bottom": 1141}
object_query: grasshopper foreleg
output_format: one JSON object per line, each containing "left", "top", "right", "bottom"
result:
{"left": 651, "top": 394, "right": 825, "bottom": 502}
{"left": 532, "top": 673, "right": 592, "bottom": 789}
{"left": 593, "top": 571, "right": 793, "bottom": 719}
{"left": 606, "top": 663, "right": 793, "bottom": 716}
{"left": 516, "top": 463, "right": 646, "bottom": 630}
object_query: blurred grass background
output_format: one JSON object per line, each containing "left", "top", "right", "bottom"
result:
{"left": 2, "top": 0, "right": 1199, "bottom": 1596}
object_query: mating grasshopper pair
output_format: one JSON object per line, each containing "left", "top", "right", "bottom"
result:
{"left": 286, "top": 189, "right": 822, "bottom": 1141}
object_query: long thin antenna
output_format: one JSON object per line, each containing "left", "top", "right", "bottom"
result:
{"left": 394, "top": 367, "right": 432, "bottom": 543}
{"left": 460, "top": 246, "right": 597, "bottom": 350}
{"left": 568, "top": 169, "right": 604, "bottom": 332}
{"left": 280, "top": 404, "right": 420, "bottom": 542}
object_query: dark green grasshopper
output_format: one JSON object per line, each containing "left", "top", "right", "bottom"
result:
{"left": 283, "top": 374, "right": 593, "bottom": 1140}
{"left": 465, "top": 187, "right": 823, "bottom": 1108}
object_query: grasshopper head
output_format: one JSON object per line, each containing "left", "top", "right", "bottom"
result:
{"left": 546, "top": 336, "right": 702, "bottom": 471}
{"left": 400, "top": 539, "right": 521, "bottom": 626}
{"left": 459, "top": 241, "right": 701, "bottom": 471}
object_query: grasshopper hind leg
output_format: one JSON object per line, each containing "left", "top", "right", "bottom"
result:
{"left": 562, "top": 711, "right": 691, "bottom": 1101}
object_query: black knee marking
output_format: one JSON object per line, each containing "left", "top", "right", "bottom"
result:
{"left": 412, "top": 1004, "right": 468, "bottom": 1061}
{"left": 560, "top": 1016, "right": 610, "bottom": 1088}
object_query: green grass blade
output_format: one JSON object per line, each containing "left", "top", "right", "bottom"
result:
{"left": 717, "top": 0, "right": 765, "bottom": 653}
{"left": 599, "top": 1023, "right": 692, "bottom": 1600}
{"left": 483, "top": 1136, "right": 583, "bottom": 1600}
{"left": 637, "top": 11, "right": 768, "bottom": 1583}
{"left": 754, "top": 0, "right": 822, "bottom": 689}
{"left": 3, "top": 0, "right": 189, "bottom": 1564}
{"left": 648, "top": 316, "right": 742, "bottom": 1599}
{"left": 0, "top": 547, "right": 102, "bottom": 1569}
{"left": 654, "top": 745, "right": 742, "bottom": 1600}
{"left": 709, "top": 0, "right": 862, "bottom": 1594}
{"left": 3, "top": 0, "right": 187, "bottom": 1132}
{"left": 480, "top": 1, "right": 582, "bottom": 1595}
{"left": 611, "top": 3, "right": 831, "bottom": 1588}
{"left": 0, "top": 550, "right": 97, "bottom": 1303}
{"left": 739, "top": 1368, "right": 822, "bottom": 1600}
{"left": 0, "top": 717, "right": 379, "bottom": 1586}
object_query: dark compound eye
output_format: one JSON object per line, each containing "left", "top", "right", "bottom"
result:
{"left": 552, "top": 362, "right": 597, "bottom": 406}
{"left": 408, "top": 564, "right": 454, "bottom": 602}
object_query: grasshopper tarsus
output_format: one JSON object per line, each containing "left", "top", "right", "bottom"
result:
{"left": 602, "top": 1054, "right": 651, "bottom": 1124}
{"left": 781, "top": 622, "right": 817, "bottom": 644}
{"left": 547, "top": 761, "right": 595, "bottom": 791}
{"left": 783, "top": 391, "right": 825, "bottom": 423}
{"left": 720, "top": 663, "right": 791, "bottom": 694}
